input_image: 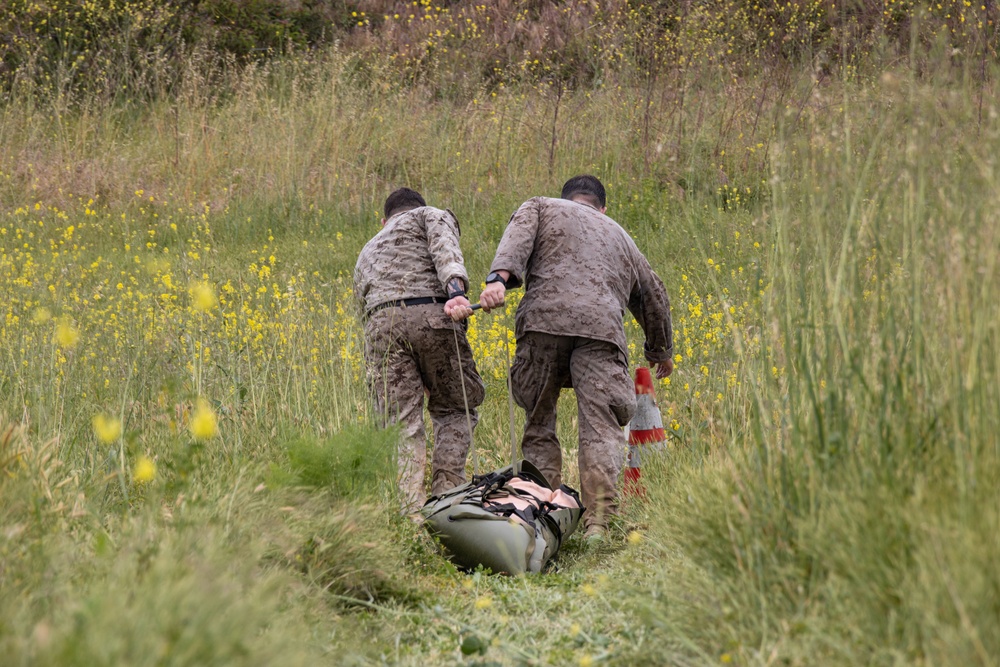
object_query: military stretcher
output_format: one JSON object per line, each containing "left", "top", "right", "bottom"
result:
{"left": 420, "top": 460, "right": 584, "bottom": 575}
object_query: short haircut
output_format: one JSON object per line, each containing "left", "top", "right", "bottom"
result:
{"left": 383, "top": 187, "right": 426, "bottom": 219}
{"left": 560, "top": 174, "right": 606, "bottom": 208}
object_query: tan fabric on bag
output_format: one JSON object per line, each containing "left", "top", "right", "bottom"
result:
{"left": 484, "top": 477, "right": 583, "bottom": 528}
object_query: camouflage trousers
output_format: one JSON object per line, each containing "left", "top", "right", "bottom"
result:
{"left": 363, "top": 303, "right": 485, "bottom": 513}
{"left": 509, "top": 332, "right": 636, "bottom": 530}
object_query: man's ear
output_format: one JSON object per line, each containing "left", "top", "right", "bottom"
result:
{"left": 600, "top": 206, "right": 607, "bottom": 214}
{"left": 380, "top": 218, "right": 387, "bottom": 226}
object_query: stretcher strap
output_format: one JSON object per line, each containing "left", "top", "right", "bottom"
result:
{"left": 503, "top": 315, "right": 518, "bottom": 475}
{"left": 451, "top": 324, "right": 478, "bottom": 477}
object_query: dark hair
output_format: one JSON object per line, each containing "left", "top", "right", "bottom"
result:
{"left": 560, "top": 174, "right": 606, "bottom": 208}
{"left": 383, "top": 187, "right": 426, "bottom": 218}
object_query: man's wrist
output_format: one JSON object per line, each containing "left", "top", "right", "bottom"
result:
{"left": 485, "top": 272, "right": 507, "bottom": 287}
{"left": 446, "top": 277, "right": 467, "bottom": 299}
{"left": 644, "top": 343, "right": 672, "bottom": 364}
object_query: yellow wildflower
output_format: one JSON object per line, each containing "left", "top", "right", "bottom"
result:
{"left": 55, "top": 316, "right": 80, "bottom": 348}
{"left": 134, "top": 456, "right": 156, "bottom": 483}
{"left": 92, "top": 414, "right": 121, "bottom": 443}
{"left": 190, "top": 398, "right": 218, "bottom": 440}
{"left": 191, "top": 280, "right": 218, "bottom": 312}
{"left": 474, "top": 596, "right": 492, "bottom": 610}
{"left": 627, "top": 530, "right": 643, "bottom": 545}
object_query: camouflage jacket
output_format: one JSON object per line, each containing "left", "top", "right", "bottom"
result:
{"left": 355, "top": 206, "right": 469, "bottom": 315}
{"left": 489, "top": 197, "right": 673, "bottom": 362}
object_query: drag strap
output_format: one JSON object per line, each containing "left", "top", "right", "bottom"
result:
{"left": 451, "top": 324, "right": 478, "bottom": 477}
{"left": 503, "top": 315, "right": 518, "bottom": 475}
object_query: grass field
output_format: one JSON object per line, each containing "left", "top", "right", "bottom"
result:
{"left": 2, "top": 3, "right": 1000, "bottom": 665}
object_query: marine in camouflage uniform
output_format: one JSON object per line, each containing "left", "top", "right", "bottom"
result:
{"left": 355, "top": 188, "right": 485, "bottom": 513}
{"left": 471, "top": 175, "right": 673, "bottom": 537}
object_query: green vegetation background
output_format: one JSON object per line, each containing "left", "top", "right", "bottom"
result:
{"left": 2, "top": 1, "right": 999, "bottom": 665}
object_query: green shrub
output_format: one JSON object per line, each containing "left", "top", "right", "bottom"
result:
{"left": 0, "top": 0, "right": 349, "bottom": 101}
{"left": 275, "top": 423, "right": 397, "bottom": 500}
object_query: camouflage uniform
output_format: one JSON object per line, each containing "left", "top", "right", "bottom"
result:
{"left": 490, "top": 197, "right": 672, "bottom": 528}
{"left": 355, "top": 206, "right": 485, "bottom": 512}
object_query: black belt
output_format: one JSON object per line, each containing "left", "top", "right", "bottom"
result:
{"left": 366, "top": 296, "right": 447, "bottom": 318}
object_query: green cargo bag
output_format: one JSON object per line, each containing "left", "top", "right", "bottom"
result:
{"left": 420, "top": 460, "right": 584, "bottom": 575}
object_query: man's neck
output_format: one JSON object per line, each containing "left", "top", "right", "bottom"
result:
{"left": 569, "top": 196, "right": 604, "bottom": 213}
{"left": 387, "top": 205, "right": 420, "bottom": 218}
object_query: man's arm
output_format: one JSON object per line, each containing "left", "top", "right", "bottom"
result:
{"left": 423, "top": 208, "right": 475, "bottom": 320}
{"left": 474, "top": 199, "right": 540, "bottom": 315}
{"left": 425, "top": 208, "right": 469, "bottom": 292}
{"left": 627, "top": 252, "right": 673, "bottom": 377}
{"left": 488, "top": 199, "right": 541, "bottom": 290}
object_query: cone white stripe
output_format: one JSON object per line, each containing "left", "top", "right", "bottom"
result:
{"left": 626, "top": 443, "right": 641, "bottom": 468}
{"left": 630, "top": 394, "right": 664, "bottom": 431}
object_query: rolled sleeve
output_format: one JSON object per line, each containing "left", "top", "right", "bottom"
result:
{"left": 489, "top": 198, "right": 540, "bottom": 289}
{"left": 425, "top": 208, "right": 469, "bottom": 292}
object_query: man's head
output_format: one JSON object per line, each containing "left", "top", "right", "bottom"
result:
{"left": 383, "top": 187, "right": 426, "bottom": 220}
{"left": 561, "top": 175, "right": 606, "bottom": 211}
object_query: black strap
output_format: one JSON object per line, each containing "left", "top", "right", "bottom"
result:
{"left": 366, "top": 296, "right": 447, "bottom": 318}
{"left": 483, "top": 501, "right": 538, "bottom": 527}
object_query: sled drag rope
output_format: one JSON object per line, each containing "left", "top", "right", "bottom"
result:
{"left": 503, "top": 314, "right": 519, "bottom": 475}
{"left": 451, "top": 323, "right": 478, "bottom": 477}
{"left": 467, "top": 302, "right": 519, "bottom": 474}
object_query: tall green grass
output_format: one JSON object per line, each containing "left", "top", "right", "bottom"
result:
{"left": 622, "top": 64, "right": 1000, "bottom": 665}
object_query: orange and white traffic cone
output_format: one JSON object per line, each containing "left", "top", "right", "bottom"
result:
{"left": 623, "top": 366, "right": 666, "bottom": 497}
